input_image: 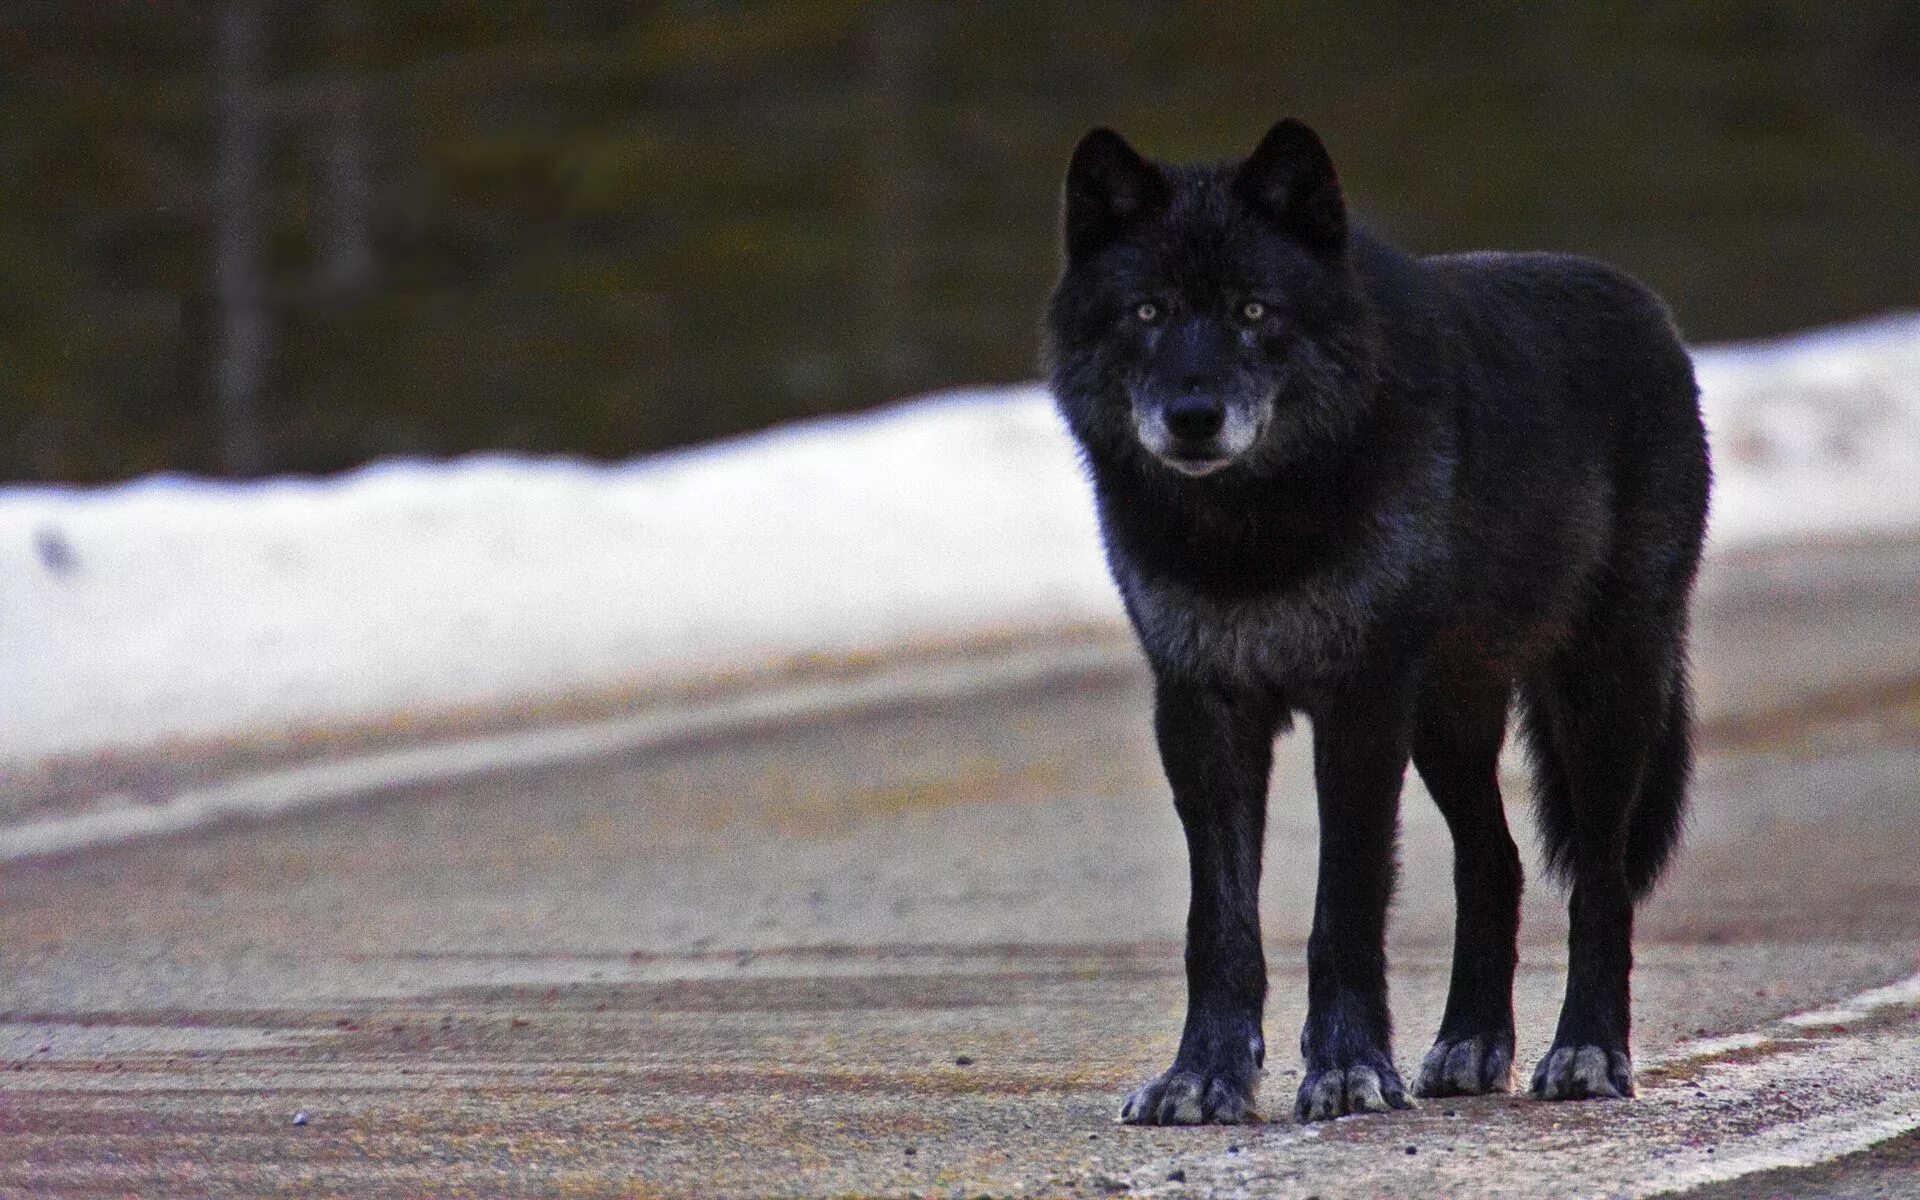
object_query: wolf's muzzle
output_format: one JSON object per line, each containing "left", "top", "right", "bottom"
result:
{"left": 1165, "top": 395, "right": 1227, "bottom": 444}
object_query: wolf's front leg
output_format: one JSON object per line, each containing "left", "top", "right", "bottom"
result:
{"left": 1120, "top": 679, "right": 1283, "bottom": 1126}
{"left": 1295, "top": 683, "right": 1416, "bottom": 1122}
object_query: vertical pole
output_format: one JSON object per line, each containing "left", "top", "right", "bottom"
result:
{"left": 211, "top": 0, "right": 270, "bottom": 476}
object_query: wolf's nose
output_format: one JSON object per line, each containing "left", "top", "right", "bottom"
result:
{"left": 1166, "top": 395, "right": 1226, "bottom": 442}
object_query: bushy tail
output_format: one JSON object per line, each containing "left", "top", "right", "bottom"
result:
{"left": 1623, "top": 671, "right": 1693, "bottom": 901}
{"left": 1523, "top": 669, "right": 1693, "bottom": 904}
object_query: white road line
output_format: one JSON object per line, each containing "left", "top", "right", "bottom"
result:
{"left": 1658, "top": 971, "right": 1920, "bottom": 1062}
{"left": 1780, "top": 972, "right": 1920, "bottom": 1029}
{"left": 0, "top": 640, "right": 1132, "bottom": 862}
{"left": 1660, "top": 1031, "right": 1772, "bottom": 1059}
{"left": 1626, "top": 1036, "right": 1920, "bottom": 1197}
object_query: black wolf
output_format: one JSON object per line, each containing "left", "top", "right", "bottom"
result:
{"left": 1043, "top": 120, "right": 1710, "bottom": 1124}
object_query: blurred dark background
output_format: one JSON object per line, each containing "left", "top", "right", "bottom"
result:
{"left": 3, "top": 1, "right": 1916, "bottom": 482}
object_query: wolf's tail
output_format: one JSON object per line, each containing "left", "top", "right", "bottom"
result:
{"left": 1525, "top": 667, "right": 1693, "bottom": 904}
{"left": 1621, "top": 671, "right": 1693, "bottom": 901}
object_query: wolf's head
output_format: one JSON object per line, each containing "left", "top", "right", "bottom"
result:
{"left": 1044, "top": 120, "right": 1379, "bottom": 483}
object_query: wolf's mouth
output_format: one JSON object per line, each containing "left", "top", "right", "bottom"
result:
{"left": 1160, "top": 451, "right": 1235, "bottom": 477}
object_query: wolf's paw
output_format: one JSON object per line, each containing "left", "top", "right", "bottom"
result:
{"left": 1529, "top": 1043, "right": 1634, "bottom": 1100}
{"left": 1294, "top": 1059, "right": 1413, "bottom": 1122}
{"left": 1413, "top": 1030, "right": 1515, "bottom": 1098}
{"left": 1119, "top": 1067, "right": 1257, "bottom": 1125}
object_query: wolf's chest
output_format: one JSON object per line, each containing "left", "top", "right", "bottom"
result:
{"left": 1118, "top": 568, "right": 1380, "bottom": 686}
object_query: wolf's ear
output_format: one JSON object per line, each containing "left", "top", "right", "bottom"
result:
{"left": 1063, "top": 128, "right": 1167, "bottom": 265}
{"left": 1233, "top": 119, "right": 1346, "bottom": 255}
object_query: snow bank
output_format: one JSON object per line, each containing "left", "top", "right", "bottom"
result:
{"left": 0, "top": 396, "right": 1116, "bottom": 767}
{"left": 4, "top": 314, "right": 1918, "bottom": 767}
{"left": 1698, "top": 312, "right": 1920, "bottom": 544}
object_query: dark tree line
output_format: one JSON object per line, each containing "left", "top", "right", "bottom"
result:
{"left": 2, "top": 1, "right": 1917, "bottom": 482}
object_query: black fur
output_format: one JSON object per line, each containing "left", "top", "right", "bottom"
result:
{"left": 1042, "top": 120, "right": 1710, "bottom": 1124}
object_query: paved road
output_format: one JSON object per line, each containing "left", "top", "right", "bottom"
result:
{"left": 2, "top": 539, "right": 1918, "bottom": 1198}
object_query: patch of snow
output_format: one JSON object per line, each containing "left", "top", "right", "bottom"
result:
{"left": 3, "top": 313, "right": 1918, "bottom": 768}
{"left": 1696, "top": 311, "right": 1920, "bottom": 546}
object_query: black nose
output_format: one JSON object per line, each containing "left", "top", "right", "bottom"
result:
{"left": 1165, "top": 395, "right": 1226, "bottom": 442}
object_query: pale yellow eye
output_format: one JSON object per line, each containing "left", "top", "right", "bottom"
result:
{"left": 1241, "top": 301, "right": 1266, "bottom": 322}
{"left": 1135, "top": 302, "right": 1160, "bottom": 323}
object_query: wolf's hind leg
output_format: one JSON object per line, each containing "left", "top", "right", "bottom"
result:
{"left": 1523, "top": 648, "right": 1686, "bottom": 1101}
{"left": 1411, "top": 675, "right": 1522, "bottom": 1098}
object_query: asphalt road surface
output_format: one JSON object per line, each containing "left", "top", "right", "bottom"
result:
{"left": 2, "top": 538, "right": 1918, "bottom": 1198}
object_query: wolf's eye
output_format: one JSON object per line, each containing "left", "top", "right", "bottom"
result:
{"left": 1134, "top": 302, "right": 1160, "bottom": 324}
{"left": 1240, "top": 301, "right": 1266, "bottom": 323}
